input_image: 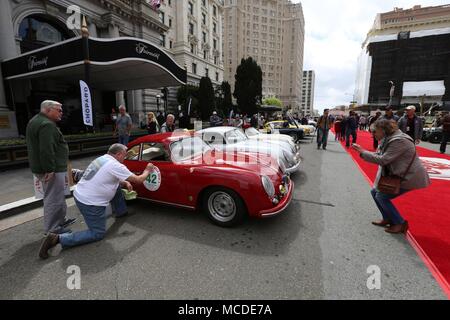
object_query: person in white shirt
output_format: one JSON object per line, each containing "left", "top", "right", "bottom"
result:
{"left": 39, "top": 144, "right": 154, "bottom": 259}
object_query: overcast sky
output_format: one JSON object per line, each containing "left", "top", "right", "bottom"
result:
{"left": 292, "top": 0, "right": 447, "bottom": 113}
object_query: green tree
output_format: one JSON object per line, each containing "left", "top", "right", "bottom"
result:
{"left": 215, "top": 81, "right": 233, "bottom": 117}
{"left": 263, "top": 97, "right": 283, "bottom": 108}
{"left": 233, "top": 57, "right": 262, "bottom": 116}
{"left": 198, "top": 77, "right": 215, "bottom": 120}
{"left": 177, "top": 85, "right": 199, "bottom": 115}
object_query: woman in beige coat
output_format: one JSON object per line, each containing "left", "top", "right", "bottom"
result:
{"left": 352, "top": 119, "right": 430, "bottom": 234}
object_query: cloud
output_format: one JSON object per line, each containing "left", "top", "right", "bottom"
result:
{"left": 292, "top": 0, "right": 447, "bottom": 113}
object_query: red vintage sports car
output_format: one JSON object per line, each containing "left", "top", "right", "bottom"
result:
{"left": 124, "top": 132, "right": 294, "bottom": 227}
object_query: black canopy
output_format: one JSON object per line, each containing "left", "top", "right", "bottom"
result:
{"left": 1, "top": 36, "right": 187, "bottom": 90}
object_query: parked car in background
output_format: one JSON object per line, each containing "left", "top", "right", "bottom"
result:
{"left": 262, "top": 121, "right": 305, "bottom": 142}
{"left": 244, "top": 127, "right": 300, "bottom": 152}
{"left": 124, "top": 133, "right": 293, "bottom": 227}
{"left": 422, "top": 126, "right": 443, "bottom": 143}
{"left": 196, "top": 127, "right": 302, "bottom": 175}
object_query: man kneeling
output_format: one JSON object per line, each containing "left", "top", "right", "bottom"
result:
{"left": 39, "top": 144, "right": 154, "bottom": 259}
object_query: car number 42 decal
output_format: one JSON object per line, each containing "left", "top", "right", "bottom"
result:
{"left": 143, "top": 166, "right": 162, "bottom": 191}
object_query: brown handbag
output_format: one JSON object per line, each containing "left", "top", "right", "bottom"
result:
{"left": 377, "top": 142, "right": 416, "bottom": 195}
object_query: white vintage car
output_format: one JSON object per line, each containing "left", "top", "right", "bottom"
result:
{"left": 196, "top": 127, "right": 301, "bottom": 174}
{"left": 244, "top": 127, "right": 300, "bottom": 152}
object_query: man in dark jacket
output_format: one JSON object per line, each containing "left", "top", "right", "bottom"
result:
{"left": 317, "top": 109, "right": 332, "bottom": 150}
{"left": 382, "top": 106, "right": 399, "bottom": 121}
{"left": 26, "top": 100, "right": 74, "bottom": 235}
{"left": 345, "top": 111, "right": 358, "bottom": 148}
{"left": 398, "top": 105, "right": 423, "bottom": 145}
{"left": 369, "top": 111, "right": 382, "bottom": 150}
{"left": 438, "top": 112, "right": 450, "bottom": 154}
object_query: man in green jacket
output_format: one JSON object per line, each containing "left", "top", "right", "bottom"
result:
{"left": 26, "top": 100, "right": 74, "bottom": 235}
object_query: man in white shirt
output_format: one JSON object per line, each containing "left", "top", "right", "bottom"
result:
{"left": 39, "top": 144, "right": 154, "bottom": 259}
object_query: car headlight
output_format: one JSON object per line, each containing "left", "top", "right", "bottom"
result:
{"left": 261, "top": 175, "right": 275, "bottom": 198}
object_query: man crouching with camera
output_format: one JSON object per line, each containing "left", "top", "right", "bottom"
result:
{"left": 39, "top": 144, "right": 154, "bottom": 259}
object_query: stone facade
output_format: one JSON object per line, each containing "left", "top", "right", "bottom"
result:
{"left": 301, "top": 70, "right": 315, "bottom": 117}
{"left": 223, "top": 0, "right": 305, "bottom": 111}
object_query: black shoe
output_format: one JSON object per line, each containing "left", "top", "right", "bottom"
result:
{"left": 60, "top": 218, "right": 77, "bottom": 229}
{"left": 323, "top": 146, "right": 327, "bottom": 150}
{"left": 317, "top": 145, "right": 321, "bottom": 150}
{"left": 39, "top": 233, "right": 60, "bottom": 260}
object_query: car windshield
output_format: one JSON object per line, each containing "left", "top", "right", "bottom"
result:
{"left": 245, "top": 127, "right": 260, "bottom": 137}
{"left": 224, "top": 129, "right": 248, "bottom": 144}
{"left": 170, "top": 137, "right": 212, "bottom": 162}
{"left": 271, "top": 122, "right": 286, "bottom": 129}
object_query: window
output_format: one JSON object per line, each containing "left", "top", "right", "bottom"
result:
{"left": 216, "top": 72, "right": 219, "bottom": 82}
{"left": 213, "top": 39, "right": 217, "bottom": 49}
{"left": 188, "top": 2, "right": 194, "bottom": 15}
{"left": 213, "top": 6, "right": 217, "bottom": 17}
{"left": 205, "top": 68, "right": 209, "bottom": 77}
{"left": 125, "top": 145, "right": 141, "bottom": 161}
{"left": 189, "top": 23, "right": 194, "bottom": 35}
{"left": 192, "top": 63, "right": 197, "bottom": 74}
{"left": 160, "top": 34, "right": 166, "bottom": 47}
{"left": 202, "top": 13, "right": 207, "bottom": 25}
{"left": 160, "top": 11, "right": 165, "bottom": 24}
{"left": 203, "top": 50, "right": 207, "bottom": 59}
{"left": 169, "top": 18, "right": 172, "bottom": 28}
{"left": 19, "top": 15, "right": 72, "bottom": 53}
{"left": 141, "top": 143, "right": 169, "bottom": 162}
{"left": 202, "top": 31, "right": 207, "bottom": 43}
{"left": 213, "top": 22, "right": 217, "bottom": 33}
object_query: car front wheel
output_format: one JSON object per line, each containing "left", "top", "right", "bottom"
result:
{"left": 202, "top": 187, "right": 247, "bottom": 227}
{"left": 429, "top": 133, "right": 441, "bottom": 144}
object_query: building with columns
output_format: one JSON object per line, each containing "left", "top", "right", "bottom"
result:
{"left": 223, "top": 0, "right": 305, "bottom": 112}
{"left": 159, "top": 0, "right": 224, "bottom": 86}
{"left": 0, "top": 0, "right": 190, "bottom": 138}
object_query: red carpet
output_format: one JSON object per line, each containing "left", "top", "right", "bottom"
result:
{"left": 334, "top": 130, "right": 450, "bottom": 298}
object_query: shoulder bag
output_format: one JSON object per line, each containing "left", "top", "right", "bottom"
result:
{"left": 377, "top": 141, "right": 416, "bottom": 195}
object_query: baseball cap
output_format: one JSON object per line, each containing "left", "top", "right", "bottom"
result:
{"left": 406, "top": 105, "right": 416, "bottom": 111}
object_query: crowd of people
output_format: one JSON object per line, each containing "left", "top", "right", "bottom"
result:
{"left": 26, "top": 99, "right": 449, "bottom": 258}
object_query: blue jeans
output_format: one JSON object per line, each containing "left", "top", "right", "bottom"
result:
{"left": 317, "top": 128, "right": 329, "bottom": 148}
{"left": 59, "top": 187, "right": 128, "bottom": 248}
{"left": 370, "top": 188, "right": 409, "bottom": 225}
{"left": 118, "top": 134, "right": 130, "bottom": 146}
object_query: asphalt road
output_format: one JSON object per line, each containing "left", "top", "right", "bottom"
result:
{"left": 0, "top": 134, "right": 446, "bottom": 299}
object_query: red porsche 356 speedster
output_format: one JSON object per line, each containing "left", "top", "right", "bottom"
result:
{"left": 124, "top": 132, "right": 293, "bottom": 227}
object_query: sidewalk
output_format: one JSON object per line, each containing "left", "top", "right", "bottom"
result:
{"left": 0, "top": 155, "right": 98, "bottom": 207}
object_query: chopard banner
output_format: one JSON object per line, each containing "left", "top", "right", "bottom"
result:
{"left": 79, "top": 80, "right": 93, "bottom": 126}
{"left": 1, "top": 37, "right": 187, "bottom": 84}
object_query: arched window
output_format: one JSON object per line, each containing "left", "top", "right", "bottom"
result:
{"left": 19, "top": 15, "right": 73, "bottom": 53}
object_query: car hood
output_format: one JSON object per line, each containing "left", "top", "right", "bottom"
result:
{"left": 179, "top": 150, "right": 284, "bottom": 176}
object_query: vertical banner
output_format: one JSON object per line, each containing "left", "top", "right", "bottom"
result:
{"left": 79, "top": 80, "right": 93, "bottom": 126}
{"left": 187, "top": 97, "right": 192, "bottom": 116}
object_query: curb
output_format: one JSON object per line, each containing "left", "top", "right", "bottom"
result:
{"left": 0, "top": 187, "right": 75, "bottom": 220}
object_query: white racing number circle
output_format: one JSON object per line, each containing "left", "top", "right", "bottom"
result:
{"left": 143, "top": 166, "right": 162, "bottom": 191}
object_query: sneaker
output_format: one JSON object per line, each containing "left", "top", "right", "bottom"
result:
{"left": 39, "top": 233, "right": 60, "bottom": 260}
{"left": 60, "top": 218, "right": 77, "bottom": 229}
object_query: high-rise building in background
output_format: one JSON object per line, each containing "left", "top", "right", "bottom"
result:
{"left": 354, "top": 4, "right": 450, "bottom": 109}
{"left": 301, "top": 70, "right": 315, "bottom": 116}
{"left": 223, "top": 0, "right": 305, "bottom": 112}
{"left": 161, "top": 0, "right": 224, "bottom": 86}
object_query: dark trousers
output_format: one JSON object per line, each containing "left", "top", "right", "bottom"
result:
{"left": 441, "top": 132, "right": 450, "bottom": 153}
{"left": 346, "top": 129, "right": 357, "bottom": 147}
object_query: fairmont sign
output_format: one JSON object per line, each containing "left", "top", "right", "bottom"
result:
{"left": 27, "top": 56, "right": 49, "bottom": 71}
{"left": 136, "top": 43, "right": 160, "bottom": 60}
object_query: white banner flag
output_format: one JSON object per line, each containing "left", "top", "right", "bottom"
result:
{"left": 79, "top": 80, "right": 93, "bottom": 126}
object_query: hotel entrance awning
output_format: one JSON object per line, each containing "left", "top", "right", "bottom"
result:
{"left": 1, "top": 36, "right": 187, "bottom": 90}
